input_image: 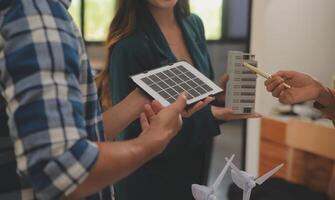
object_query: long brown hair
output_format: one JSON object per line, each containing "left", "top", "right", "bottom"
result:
{"left": 96, "top": 0, "right": 190, "bottom": 108}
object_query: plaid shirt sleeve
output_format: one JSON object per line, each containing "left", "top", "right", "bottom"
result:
{"left": 0, "top": 1, "right": 99, "bottom": 199}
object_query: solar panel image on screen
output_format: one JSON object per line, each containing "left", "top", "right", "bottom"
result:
{"left": 131, "top": 61, "right": 223, "bottom": 107}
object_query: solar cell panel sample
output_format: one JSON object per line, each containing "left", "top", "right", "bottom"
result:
{"left": 131, "top": 61, "right": 223, "bottom": 107}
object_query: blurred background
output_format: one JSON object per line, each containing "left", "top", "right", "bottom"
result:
{"left": 1, "top": 0, "right": 333, "bottom": 199}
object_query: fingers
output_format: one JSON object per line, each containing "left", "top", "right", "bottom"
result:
{"left": 216, "top": 75, "right": 227, "bottom": 102}
{"left": 216, "top": 93, "right": 226, "bottom": 103}
{"left": 218, "top": 74, "right": 229, "bottom": 88}
{"left": 278, "top": 87, "right": 313, "bottom": 104}
{"left": 144, "top": 104, "right": 156, "bottom": 122}
{"left": 216, "top": 74, "right": 229, "bottom": 103}
{"left": 274, "top": 70, "right": 295, "bottom": 79}
{"left": 211, "top": 106, "right": 233, "bottom": 120}
{"left": 170, "top": 93, "right": 187, "bottom": 113}
{"left": 265, "top": 75, "right": 293, "bottom": 100}
{"left": 182, "top": 97, "right": 215, "bottom": 118}
{"left": 212, "top": 106, "right": 262, "bottom": 121}
{"left": 224, "top": 107, "right": 234, "bottom": 113}
{"left": 203, "top": 96, "right": 215, "bottom": 105}
{"left": 140, "top": 112, "right": 150, "bottom": 130}
{"left": 225, "top": 113, "right": 262, "bottom": 120}
{"left": 272, "top": 83, "right": 287, "bottom": 98}
{"left": 182, "top": 101, "right": 204, "bottom": 118}
{"left": 265, "top": 75, "right": 284, "bottom": 92}
{"left": 278, "top": 89, "right": 294, "bottom": 104}
{"left": 238, "top": 113, "right": 262, "bottom": 119}
{"left": 151, "top": 100, "right": 164, "bottom": 113}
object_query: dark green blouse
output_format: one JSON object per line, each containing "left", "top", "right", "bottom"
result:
{"left": 109, "top": 8, "right": 221, "bottom": 200}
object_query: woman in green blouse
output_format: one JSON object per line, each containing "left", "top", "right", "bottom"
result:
{"left": 96, "top": 0, "right": 259, "bottom": 199}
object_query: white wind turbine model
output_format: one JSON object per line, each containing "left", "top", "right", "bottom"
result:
{"left": 192, "top": 155, "right": 235, "bottom": 200}
{"left": 225, "top": 157, "right": 284, "bottom": 200}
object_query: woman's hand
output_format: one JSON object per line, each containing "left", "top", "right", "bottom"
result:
{"left": 139, "top": 94, "right": 215, "bottom": 119}
{"left": 210, "top": 74, "right": 261, "bottom": 121}
{"left": 181, "top": 96, "right": 215, "bottom": 117}
{"left": 211, "top": 106, "right": 261, "bottom": 121}
{"left": 215, "top": 74, "right": 229, "bottom": 104}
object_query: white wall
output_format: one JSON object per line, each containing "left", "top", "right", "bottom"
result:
{"left": 246, "top": 0, "right": 335, "bottom": 175}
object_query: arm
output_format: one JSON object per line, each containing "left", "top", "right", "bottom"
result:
{"left": 66, "top": 95, "right": 187, "bottom": 199}
{"left": 315, "top": 89, "right": 335, "bottom": 124}
{"left": 0, "top": 3, "right": 186, "bottom": 199}
{"left": 316, "top": 86, "right": 335, "bottom": 106}
{"left": 102, "top": 83, "right": 214, "bottom": 138}
{"left": 264, "top": 71, "right": 334, "bottom": 105}
{"left": 102, "top": 88, "right": 150, "bottom": 139}
{"left": 0, "top": 2, "right": 100, "bottom": 199}
{"left": 107, "top": 38, "right": 151, "bottom": 139}
{"left": 314, "top": 86, "right": 335, "bottom": 123}
{"left": 265, "top": 71, "right": 335, "bottom": 122}
{"left": 65, "top": 131, "right": 165, "bottom": 199}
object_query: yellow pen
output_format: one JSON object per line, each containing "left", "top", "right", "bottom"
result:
{"left": 243, "top": 62, "right": 291, "bottom": 89}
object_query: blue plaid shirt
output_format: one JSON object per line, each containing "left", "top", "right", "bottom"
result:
{"left": 0, "top": 0, "right": 113, "bottom": 199}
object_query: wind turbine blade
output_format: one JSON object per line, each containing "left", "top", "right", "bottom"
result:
{"left": 255, "top": 163, "right": 284, "bottom": 185}
{"left": 243, "top": 188, "right": 252, "bottom": 200}
{"left": 225, "top": 157, "right": 240, "bottom": 173}
{"left": 212, "top": 154, "right": 235, "bottom": 190}
{"left": 191, "top": 184, "right": 211, "bottom": 200}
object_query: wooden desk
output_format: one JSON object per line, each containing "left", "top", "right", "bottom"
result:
{"left": 260, "top": 117, "right": 335, "bottom": 199}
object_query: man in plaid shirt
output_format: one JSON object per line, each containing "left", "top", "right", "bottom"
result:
{"left": 0, "top": 0, "right": 195, "bottom": 199}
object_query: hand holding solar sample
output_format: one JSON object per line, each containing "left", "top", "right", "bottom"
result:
{"left": 131, "top": 61, "right": 223, "bottom": 107}
{"left": 211, "top": 74, "right": 262, "bottom": 120}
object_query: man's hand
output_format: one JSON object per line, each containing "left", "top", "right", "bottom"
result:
{"left": 264, "top": 71, "right": 325, "bottom": 104}
{"left": 139, "top": 94, "right": 187, "bottom": 153}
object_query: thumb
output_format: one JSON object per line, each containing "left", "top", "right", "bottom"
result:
{"left": 140, "top": 112, "right": 150, "bottom": 130}
{"left": 170, "top": 93, "right": 187, "bottom": 113}
{"left": 218, "top": 74, "right": 229, "bottom": 88}
{"left": 152, "top": 100, "right": 164, "bottom": 113}
{"left": 274, "top": 70, "right": 295, "bottom": 79}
